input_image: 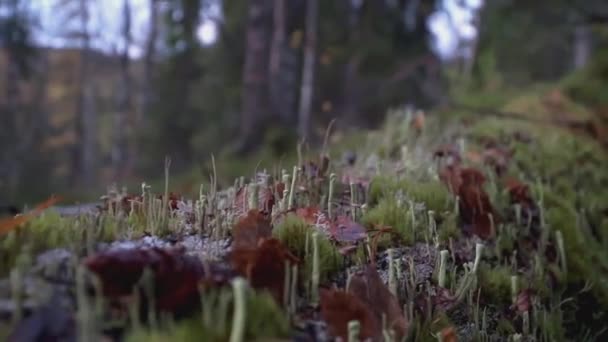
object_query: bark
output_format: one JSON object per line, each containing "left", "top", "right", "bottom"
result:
{"left": 269, "top": 0, "right": 287, "bottom": 121}
{"left": 238, "top": 0, "right": 273, "bottom": 153}
{"left": 72, "top": 0, "right": 96, "bottom": 186}
{"left": 297, "top": 0, "right": 318, "bottom": 142}
{"left": 140, "top": 0, "right": 159, "bottom": 123}
{"left": 573, "top": 25, "right": 591, "bottom": 69}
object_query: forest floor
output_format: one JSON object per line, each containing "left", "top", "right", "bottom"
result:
{"left": 1, "top": 86, "right": 608, "bottom": 342}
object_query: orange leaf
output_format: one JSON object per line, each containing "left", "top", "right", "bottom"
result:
{"left": 410, "top": 110, "right": 426, "bottom": 133}
{"left": 0, "top": 195, "right": 61, "bottom": 236}
{"left": 440, "top": 326, "right": 458, "bottom": 342}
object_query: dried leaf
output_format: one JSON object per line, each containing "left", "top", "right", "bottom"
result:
{"left": 459, "top": 183, "right": 496, "bottom": 239}
{"left": 319, "top": 288, "right": 379, "bottom": 340}
{"left": 232, "top": 209, "right": 273, "bottom": 250}
{"left": 504, "top": 178, "right": 534, "bottom": 209}
{"left": 348, "top": 264, "right": 408, "bottom": 339}
{"left": 0, "top": 195, "right": 62, "bottom": 236}
{"left": 439, "top": 166, "right": 497, "bottom": 239}
{"left": 295, "top": 206, "right": 329, "bottom": 226}
{"left": 230, "top": 238, "right": 299, "bottom": 304}
{"left": 84, "top": 247, "right": 234, "bottom": 314}
{"left": 513, "top": 289, "right": 533, "bottom": 313}
{"left": 440, "top": 326, "right": 458, "bottom": 342}
{"left": 410, "top": 110, "right": 426, "bottom": 133}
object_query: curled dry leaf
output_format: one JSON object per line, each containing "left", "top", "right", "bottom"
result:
{"left": 231, "top": 209, "right": 273, "bottom": 250}
{"left": 504, "top": 178, "right": 534, "bottom": 210}
{"left": 439, "top": 166, "right": 497, "bottom": 239}
{"left": 230, "top": 238, "right": 299, "bottom": 304}
{"left": 84, "top": 247, "right": 234, "bottom": 314}
{"left": 0, "top": 195, "right": 62, "bottom": 236}
{"left": 319, "top": 288, "right": 379, "bottom": 341}
{"left": 348, "top": 264, "right": 408, "bottom": 339}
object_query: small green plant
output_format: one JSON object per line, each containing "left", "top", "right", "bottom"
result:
{"left": 273, "top": 214, "right": 342, "bottom": 285}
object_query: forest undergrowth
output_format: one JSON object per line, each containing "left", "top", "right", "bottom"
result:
{"left": 1, "top": 96, "right": 607, "bottom": 341}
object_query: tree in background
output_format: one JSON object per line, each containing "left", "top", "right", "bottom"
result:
{"left": 112, "top": 0, "right": 133, "bottom": 180}
{"left": 0, "top": 0, "right": 52, "bottom": 201}
{"left": 56, "top": 0, "right": 98, "bottom": 186}
{"left": 141, "top": 0, "right": 204, "bottom": 171}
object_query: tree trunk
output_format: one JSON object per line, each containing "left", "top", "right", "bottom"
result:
{"left": 297, "top": 0, "right": 318, "bottom": 142}
{"left": 140, "top": 0, "right": 158, "bottom": 123}
{"left": 269, "top": 0, "right": 287, "bottom": 122}
{"left": 573, "top": 25, "right": 591, "bottom": 70}
{"left": 73, "top": 0, "right": 96, "bottom": 186}
{"left": 113, "top": 0, "right": 133, "bottom": 180}
{"left": 238, "top": 0, "right": 273, "bottom": 153}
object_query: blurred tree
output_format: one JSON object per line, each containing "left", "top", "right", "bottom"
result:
{"left": 236, "top": 0, "right": 273, "bottom": 154}
{"left": 142, "top": 0, "right": 203, "bottom": 171}
{"left": 112, "top": 0, "right": 133, "bottom": 180}
{"left": 472, "top": 0, "right": 608, "bottom": 88}
{"left": 0, "top": 0, "right": 52, "bottom": 201}
{"left": 297, "top": 0, "right": 318, "bottom": 142}
{"left": 56, "top": 0, "right": 98, "bottom": 186}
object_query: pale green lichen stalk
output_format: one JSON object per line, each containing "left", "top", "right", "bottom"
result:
{"left": 230, "top": 277, "right": 247, "bottom": 342}
{"left": 311, "top": 231, "right": 320, "bottom": 304}
{"left": 438, "top": 249, "right": 449, "bottom": 288}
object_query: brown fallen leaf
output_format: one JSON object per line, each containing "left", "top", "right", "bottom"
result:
{"left": 348, "top": 264, "right": 408, "bottom": 339}
{"left": 320, "top": 288, "right": 379, "bottom": 340}
{"left": 230, "top": 238, "right": 299, "bottom": 304}
{"left": 439, "top": 166, "right": 498, "bottom": 239}
{"left": 0, "top": 195, "right": 62, "bottom": 236}
{"left": 84, "top": 246, "right": 235, "bottom": 315}
{"left": 231, "top": 209, "right": 273, "bottom": 250}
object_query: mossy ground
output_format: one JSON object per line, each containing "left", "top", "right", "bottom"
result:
{"left": 1, "top": 86, "right": 608, "bottom": 341}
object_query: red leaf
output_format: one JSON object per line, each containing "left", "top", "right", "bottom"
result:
{"left": 348, "top": 264, "right": 408, "bottom": 339}
{"left": 230, "top": 238, "right": 299, "bottom": 304}
{"left": 440, "top": 326, "right": 458, "bottom": 342}
{"left": 84, "top": 247, "right": 233, "bottom": 314}
{"left": 504, "top": 178, "right": 534, "bottom": 210}
{"left": 319, "top": 288, "right": 379, "bottom": 340}
{"left": 439, "top": 166, "right": 497, "bottom": 239}
{"left": 231, "top": 209, "right": 273, "bottom": 250}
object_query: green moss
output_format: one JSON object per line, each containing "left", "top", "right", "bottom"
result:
{"left": 0, "top": 211, "right": 129, "bottom": 275}
{"left": 126, "top": 286, "right": 290, "bottom": 342}
{"left": 273, "top": 214, "right": 343, "bottom": 284}
{"left": 437, "top": 212, "right": 461, "bottom": 244}
{"left": 367, "top": 176, "right": 451, "bottom": 214}
{"left": 478, "top": 264, "right": 518, "bottom": 305}
{"left": 361, "top": 198, "right": 414, "bottom": 246}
